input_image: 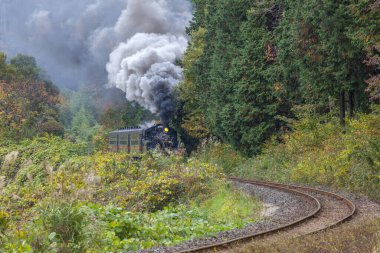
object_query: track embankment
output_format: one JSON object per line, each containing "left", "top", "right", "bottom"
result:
{"left": 134, "top": 178, "right": 358, "bottom": 253}
{"left": 176, "top": 178, "right": 355, "bottom": 253}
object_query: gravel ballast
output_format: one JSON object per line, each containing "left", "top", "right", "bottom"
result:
{"left": 130, "top": 181, "right": 318, "bottom": 253}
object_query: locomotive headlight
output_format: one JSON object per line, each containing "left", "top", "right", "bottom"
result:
{"left": 164, "top": 127, "right": 169, "bottom": 133}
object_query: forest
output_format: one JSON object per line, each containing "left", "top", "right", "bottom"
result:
{"left": 177, "top": 0, "right": 379, "bottom": 155}
{"left": 0, "top": 0, "right": 379, "bottom": 252}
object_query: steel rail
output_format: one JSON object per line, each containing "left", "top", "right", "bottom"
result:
{"left": 230, "top": 178, "right": 356, "bottom": 232}
{"left": 178, "top": 177, "right": 356, "bottom": 253}
{"left": 178, "top": 178, "right": 322, "bottom": 253}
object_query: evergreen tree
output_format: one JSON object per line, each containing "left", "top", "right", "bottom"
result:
{"left": 348, "top": 0, "right": 380, "bottom": 103}
{"left": 229, "top": 1, "right": 284, "bottom": 154}
{"left": 180, "top": 0, "right": 376, "bottom": 155}
{"left": 181, "top": 0, "right": 284, "bottom": 155}
{"left": 70, "top": 106, "right": 99, "bottom": 141}
{"left": 277, "top": 0, "right": 369, "bottom": 109}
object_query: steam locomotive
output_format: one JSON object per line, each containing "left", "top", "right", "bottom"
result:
{"left": 108, "top": 124, "right": 178, "bottom": 154}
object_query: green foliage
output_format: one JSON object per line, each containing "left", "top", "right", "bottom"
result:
{"left": 348, "top": 1, "right": 380, "bottom": 102}
{"left": 23, "top": 200, "right": 257, "bottom": 252}
{"left": 93, "top": 203, "right": 253, "bottom": 251}
{"left": 39, "top": 120, "right": 64, "bottom": 137}
{"left": 0, "top": 136, "right": 86, "bottom": 183}
{"left": 69, "top": 106, "right": 99, "bottom": 141}
{"left": 0, "top": 211, "right": 10, "bottom": 235}
{"left": 100, "top": 102, "right": 153, "bottom": 130}
{"left": 87, "top": 152, "right": 223, "bottom": 211}
{"left": 230, "top": 107, "right": 380, "bottom": 200}
{"left": 60, "top": 87, "right": 153, "bottom": 143}
{"left": 195, "top": 143, "right": 247, "bottom": 174}
{"left": 180, "top": 0, "right": 375, "bottom": 154}
{"left": 59, "top": 88, "right": 101, "bottom": 142}
{"left": 38, "top": 201, "right": 89, "bottom": 251}
{"left": 276, "top": 0, "right": 368, "bottom": 107}
{"left": 198, "top": 181, "right": 260, "bottom": 226}
{"left": 10, "top": 54, "right": 40, "bottom": 81}
{"left": 0, "top": 136, "right": 261, "bottom": 252}
{"left": 178, "top": 27, "right": 210, "bottom": 139}
{"left": 0, "top": 53, "right": 16, "bottom": 81}
{"left": 179, "top": 0, "right": 287, "bottom": 155}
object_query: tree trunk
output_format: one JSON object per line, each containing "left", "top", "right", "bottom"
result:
{"left": 348, "top": 90, "right": 354, "bottom": 117}
{"left": 340, "top": 90, "right": 346, "bottom": 127}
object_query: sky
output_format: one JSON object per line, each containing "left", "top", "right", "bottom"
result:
{"left": 0, "top": 0, "right": 193, "bottom": 121}
{"left": 0, "top": 0, "right": 192, "bottom": 89}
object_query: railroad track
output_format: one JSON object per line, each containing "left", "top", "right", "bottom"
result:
{"left": 178, "top": 177, "right": 356, "bottom": 253}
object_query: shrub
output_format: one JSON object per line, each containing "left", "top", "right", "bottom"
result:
{"left": 0, "top": 210, "right": 9, "bottom": 234}
{"left": 37, "top": 201, "right": 90, "bottom": 252}
{"left": 195, "top": 143, "right": 247, "bottom": 174}
{"left": 0, "top": 135, "right": 262, "bottom": 252}
{"left": 229, "top": 105, "right": 380, "bottom": 200}
{"left": 198, "top": 181, "right": 261, "bottom": 226}
{"left": 40, "top": 202, "right": 86, "bottom": 243}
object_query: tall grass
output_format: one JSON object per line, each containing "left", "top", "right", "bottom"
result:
{"left": 196, "top": 181, "right": 261, "bottom": 226}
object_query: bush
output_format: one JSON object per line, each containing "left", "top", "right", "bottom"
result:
{"left": 0, "top": 135, "right": 263, "bottom": 252}
{"left": 40, "top": 202, "right": 86, "bottom": 244}
{"left": 198, "top": 181, "right": 261, "bottom": 226}
{"left": 194, "top": 143, "right": 247, "bottom": 174}
{"left": 0, "top": 210, "right": 9, "bottom": 234}
{"left": 34, "top": 201, "right": 95, "bottom": 253}
{"left": 229, "top": 106, "right": 380, "bottom": 200}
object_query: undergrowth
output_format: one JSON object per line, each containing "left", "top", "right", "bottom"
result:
{"left": 196, "top": 182, "right": 260, "bottom": 226}
{"left": 197, "top": 105, "right": 380, "bottom": 200}
{"left": 0, "top": 137, "right": 261, "bottom": 252}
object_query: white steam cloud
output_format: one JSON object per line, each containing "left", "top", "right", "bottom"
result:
{"left": 107, "top": 34, "right": 187, "bottom": 123}
{"left": 106, "top": 1, "right": 191, "bottom": 123}
{"left": 1, "top": 0, "right": 192, "bottom": 123}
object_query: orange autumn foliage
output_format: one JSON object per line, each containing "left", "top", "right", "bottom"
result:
{"left": 0, "top": 80, "right": 60, "bottom": 139}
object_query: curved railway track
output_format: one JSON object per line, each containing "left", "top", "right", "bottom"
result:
{"left": 178, "top": 177, "right": 356, "bottom": 253}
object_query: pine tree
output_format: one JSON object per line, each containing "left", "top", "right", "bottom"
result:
{"left": 276, "top": 0, "right": 369, "bottom": 110}
{"left": 179, "top": 0, "right": 375, "bottom": 155}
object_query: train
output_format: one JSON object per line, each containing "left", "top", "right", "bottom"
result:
{"left": 108, "top": 124, "right": 178, "bottom": 155}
